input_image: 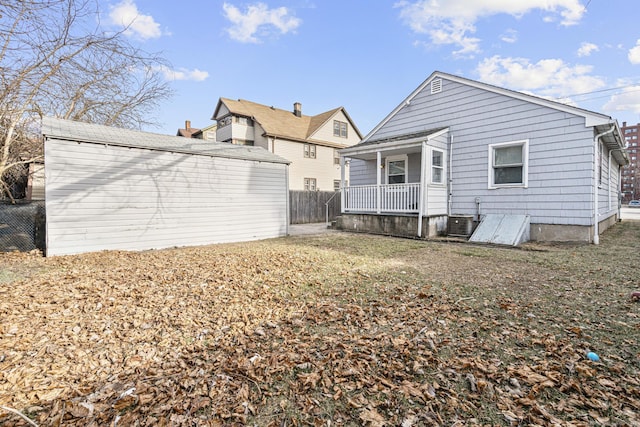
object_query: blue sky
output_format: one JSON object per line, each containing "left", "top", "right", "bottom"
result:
{"left": 104, "top": 0, "right": 640, "bottom": 136}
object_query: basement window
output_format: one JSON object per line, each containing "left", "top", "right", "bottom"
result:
{"left": 488, "top": 140, "right": 528, "bottom": 189}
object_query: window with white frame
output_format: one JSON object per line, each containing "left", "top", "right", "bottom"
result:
{"left": 431, "top": 149, "right": 444, "bottom": 184}
{"left": 386, "top": 155, "right": 407, "bottom": 184}
{"left": 304, "top": 178, "right": 317, "bottom": 191}
{"left": 333, "top": 120, "right": 348, "bottom": 138}
{"left": 334, "top": 149, "right": 340, "bottom": 165}
{"left": 333, "top": 180, "right": 340, "bottom": 191}
{"left": 488, "top": 140, "right": 528, "bottom": 188}
{"left": 304, "top": 144, "right": 316, "bottom": 159}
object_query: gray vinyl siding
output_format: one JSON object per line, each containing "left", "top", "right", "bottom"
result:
{"left": 349, "top": 159, "right": 376, "bottom": 186}
{"left": 45, "top": 139, "right": 288, "bottom": 256}
{"left": 370, "top": 78, "right": 614, "bottom": 226}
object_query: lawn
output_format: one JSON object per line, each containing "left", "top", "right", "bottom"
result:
{"left": 1, "top": 222, "right": 639, "bottom": 426}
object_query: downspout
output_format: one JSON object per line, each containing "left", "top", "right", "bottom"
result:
{"left": 340, "top": 156, "right": 346, "bottom": 214}
{"left": 593, "top": 125, "right": 615, "bottom": 245}
{"left": 608, "top": 150, "right": 612, "bottom": 212}
{"left": 418, "top": 141, "right": 427, "bottom": 237}
{"left": 448, "top": 134, "right": 454, "bottom": 215}
{"left": 376, "top": 151, "right": 381, "bottom": 214}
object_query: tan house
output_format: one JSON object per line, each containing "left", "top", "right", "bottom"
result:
{"left": 213, "top": 98, "right": 362, "bottom": 191}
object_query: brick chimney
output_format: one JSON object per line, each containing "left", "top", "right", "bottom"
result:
{"left": 293, "top": 102, "right": 302, "bottom": 117}
{"left": 185, "top": 120, "right": 191, "bottom": 130}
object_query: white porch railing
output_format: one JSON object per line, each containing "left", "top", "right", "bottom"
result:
{"left": 344, "top": 183, "right": 421, "bottom": 213}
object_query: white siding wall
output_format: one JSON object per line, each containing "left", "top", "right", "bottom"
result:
{"left": 310, "top": 110, "right": 361, "bottom": 147}
{"left": 45, "top": 140, "right": 288, "bottom": 256}
{"left": 370, "top": 78, "right": 612, "bottom": 226}
{"left": 275, "top": 139, "right": 344, "bottom": 191}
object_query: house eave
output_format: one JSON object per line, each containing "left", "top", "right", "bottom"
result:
{"left": 340, "top": 127, "right": 449, "bottom": 158}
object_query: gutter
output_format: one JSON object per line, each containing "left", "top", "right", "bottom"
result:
{"left": 593, "top": 125, "right": 616, "bottom": 245}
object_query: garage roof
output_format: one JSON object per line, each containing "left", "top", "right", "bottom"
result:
{"left": 42, "top": 117, "right": 290, "bottom": 164}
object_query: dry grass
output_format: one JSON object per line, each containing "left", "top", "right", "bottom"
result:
{"left": 1, "top": 222, "right": 639, "bottom": 426}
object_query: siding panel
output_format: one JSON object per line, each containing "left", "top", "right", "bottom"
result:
{"left": 46, "top": 140, "right": 288, "bottom": 256}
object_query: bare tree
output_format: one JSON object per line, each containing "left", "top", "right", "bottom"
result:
{"left": 0, "top": 0, "right": 173, "bottom": 201}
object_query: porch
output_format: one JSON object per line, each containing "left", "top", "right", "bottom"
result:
{"left": 343, "top": 183, "right": 421, "bottom": 214}
{"left": 336, "top": 128, "right": 451, "bottom": 238}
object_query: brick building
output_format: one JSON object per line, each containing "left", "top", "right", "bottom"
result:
{"left": 621, "top": 122, "right": 639, "bottom": 202}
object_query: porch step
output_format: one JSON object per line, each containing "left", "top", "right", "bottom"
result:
{"left": 469, "top": 214, "right": 530, "bottom": 246}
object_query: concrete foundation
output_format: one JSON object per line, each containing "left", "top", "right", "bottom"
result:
{"left": 336, "top": 213, "right": 448, "bottom": 239}
{"left": 527, "top": 213, "right": 619, "bottom": 243}
{"left": 337, "top": 212, "right": 620, "bottom": 244}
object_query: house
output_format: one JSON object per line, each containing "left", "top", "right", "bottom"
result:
{"left": 337, "top": 71, "right": 629, "bottom": 244}
{"left": 192, "top": 123, "right": 217, "bottom": 142}
{"left": 213, "top": 98, "right": 362, "bottom": 191}
{"left": 43, "top": 117, "right": 290, "bottom": 256}
{"left": 176, "top": 120, "right": 200, "bottom": 138}
{"left": 177, "top": 120, "right": 217, "bottom": 142}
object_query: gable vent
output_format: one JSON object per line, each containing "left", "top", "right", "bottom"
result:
{"left": 431, "top": 78, "right": 442, "bottom": 94}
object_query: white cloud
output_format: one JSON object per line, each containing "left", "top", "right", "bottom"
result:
{"left": 500, "top": 29, "right": 518, "bottom": 44}
{"left": 476, "top": 55, "right": 605, "bottom": 99}
{"left": 157, "top": 66, "right": 209, "bottom": 82}
{"left": 628, "top": 40, "right": 640, "bottom": 64}
{"left": 577, "top": 42, "right": 598, "bottom": 57}
{"left": 222, "top": 2, "right": 301, "bottom": 43}
{"left": 109, "top": 0, "right": 163, "bottom": 40}
{"left": 395, "top": 0, "right": 585, "bottom": 56}
{"left": 603, "top": 86, "right": 640, "bottom": 117}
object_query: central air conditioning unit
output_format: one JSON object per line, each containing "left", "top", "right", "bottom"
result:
{"left": 448, "top": 215, "right": 474, "bottom": 237}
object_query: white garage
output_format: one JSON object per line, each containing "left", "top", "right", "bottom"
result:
{"left": 43, "top": 117, "right": 290, "bottom": 256}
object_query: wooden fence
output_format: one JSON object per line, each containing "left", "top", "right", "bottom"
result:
{"left": 289, "top": 191, "right": 341, "bottom": 224}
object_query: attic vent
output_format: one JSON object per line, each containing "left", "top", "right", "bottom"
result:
{"left": 447, "top": 215, "right": 474, "bottom": 237}
{"left": 431, "top": 78, "right": 442, "bottom": 94}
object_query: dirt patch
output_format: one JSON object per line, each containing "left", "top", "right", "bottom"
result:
{"left": 1, "top": 224, "right": 639, "bottom": 426}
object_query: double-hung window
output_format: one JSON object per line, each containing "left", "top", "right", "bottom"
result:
{"left": 386, "top": 155, "right": 407, "bottom": 184}
{"left": 304, "top": 144, "right": 316, "bottom": 159}
{"left": 304, "top": 178, "right": 317, "bottom": 191}
{"left": 333, "top": 120, "right": 348, "bottom": 138}
{"left": 431, "top": 149, "right": 444, "bottom": 184}
{"left": 488, "top": 140, "right": 528, "bottom": 188}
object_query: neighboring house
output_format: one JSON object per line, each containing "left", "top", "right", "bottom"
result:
{"left": 177, "top": 121, "right": 217, "bottom": 141}
{"left": 193, "top": 123, "right": 217, "bottom": 142}
{"left": 337, "top": 71, "right": 628, "bottom": 244}
{"left": 213, "top": 98, "right": 362, "bottom": 191}
{"left": 43, "top": 117, "right": 290, "bottom": 256}
{"left": 176, "top": 120, "right": 200, "bottom": 138}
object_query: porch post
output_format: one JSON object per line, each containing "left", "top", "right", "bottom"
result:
{"left": 376, "top": 151, "right": 382, "bottom": 214}
{"left": 418, "top": 141, "right": 427, "bottom": 237}
{"left": 340, "top": 156, "right": 346, "bottom": 213}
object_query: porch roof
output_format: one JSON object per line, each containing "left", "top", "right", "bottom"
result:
{"left": 339, "top": 127, "right": 448, "bottom": 160}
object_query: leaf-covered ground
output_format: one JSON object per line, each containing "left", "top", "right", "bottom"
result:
{"left": 1, "top": 221, "right": 639, "bottom": 426}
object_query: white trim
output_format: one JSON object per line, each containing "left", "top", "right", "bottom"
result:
{"left": 487, "top": 140, "right": 529, "bottom": 189}
{"left": 385, "top": 154, "right": 408, "bottom": 184}
{"left": 341, "top": 128, "right": 449, "bottom": 157}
